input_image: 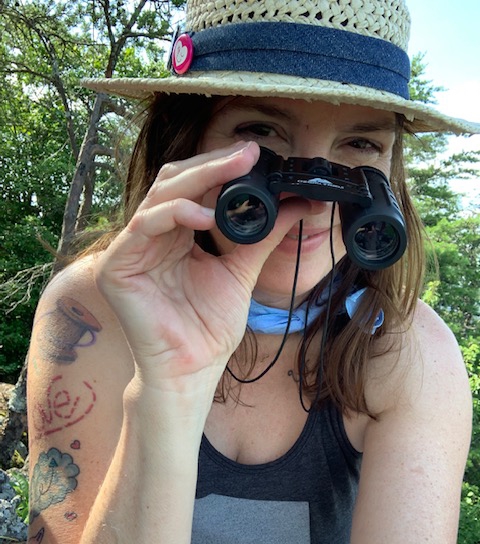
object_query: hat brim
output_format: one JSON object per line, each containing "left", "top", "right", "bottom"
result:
{"left": 82, "top": 71, "right": 480, "bottom": 135}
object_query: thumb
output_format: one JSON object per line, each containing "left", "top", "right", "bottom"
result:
{"left": 223, "top": 197, "right": 311, "bottom": 289}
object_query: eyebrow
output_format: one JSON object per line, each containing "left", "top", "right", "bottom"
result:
{"left": 217, "top": 97, "right": 398, "bottom": 132}
{"left": 342, "top": 121, "right": 398, "bottom": 133}
{"left": 219, "top": 98, "right": 297, "bottom": 122}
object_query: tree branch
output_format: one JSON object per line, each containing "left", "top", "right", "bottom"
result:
{"left": 123, "top": 31, "right": 164, "bottom": 39}
{"left": 0, "top": 262, "right": 54, "bottom": 314}
{"left": 94, "top": 161, "right": 116, "bottom": 173}
{"left": 91, "top": 144, "right": 115, "bottom": 158}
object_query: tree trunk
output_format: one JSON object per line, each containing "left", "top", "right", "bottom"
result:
{"left": 55, "top": 93, "right": 107, "bottom": 266}
{"left": 76, "top": 168, "right": 94, "bottom": 233}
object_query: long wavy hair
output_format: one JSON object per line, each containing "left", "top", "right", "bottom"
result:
{"left": 89, "top": 92, "right": 426, "bottom": 417}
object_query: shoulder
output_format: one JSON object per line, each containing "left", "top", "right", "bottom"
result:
{"left": 31, "top": 252, "right": 134, "bottom": 373}
{"left": 350, "top": 300, "right": 472, "bottom": 542}
{"left": 365, "top": 298, "right": 471, "bottom": 417}
{"left": 29, "top": 252, "right": 135, "bottom": 408}
{"left": 36, "top": 254, "right": 128, "bottom": 346}
{"left": 40, "top": 254, "right": 107, "bottom": 315}
{"left": 28, "top": 254, "right": 135, "bottom": 438}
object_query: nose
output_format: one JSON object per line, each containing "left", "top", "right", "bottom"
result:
{"left": 289, "top": 138, "right": 333, "bottom": 162}
{"left": 308, "top": 198, "right": 331, "bottom": 215}
{"left": 279, "top": 191, "right": 330, "bottom": 216}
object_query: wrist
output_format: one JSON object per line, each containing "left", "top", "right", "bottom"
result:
{"left": 123, "top": 374, "right": 215, "bottom": 437}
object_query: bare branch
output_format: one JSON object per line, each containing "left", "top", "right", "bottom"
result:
{"left": 0, "top": 65, "right": 55, "bottom": 82}
{"left": 98, "top": 0, "right": 116, "bottom": 49}
{"left": 0, "top": 263, "right": 54, "bottom": 314}
{"left": 91, "top": 144, "right": 115, "bottom": 157}
{"left": 94, "top": 161, "right": 116, "bottom": 173}
{"left": 123, "top": 31, "right": 160, "bottom": 40}
{"left": 104, "top": 98, "right": 130, "bottom": 118}
{"left": 123, "top": 0, "right": 149, "bottom": 39}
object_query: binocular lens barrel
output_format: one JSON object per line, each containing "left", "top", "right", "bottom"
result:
{"left": 216, "top": 177, "right": 279, "bottom": 244}
{"left": 352, "top": 222, "right": 401, "bottom": 263}
{"left": 215, "top": 151, "right": 407, "bottom": 270}
{"left": 224, "top": 194, "right": 269, "bottom": 238}
{"left": 339, "top": 169, "right": 407, "bottom": 269}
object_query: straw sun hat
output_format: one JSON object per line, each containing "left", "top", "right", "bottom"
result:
{"left": 83, "top": 0, "right": 480, "bottom": 135}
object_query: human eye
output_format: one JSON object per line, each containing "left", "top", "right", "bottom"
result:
{"left": 347, "top": 138, "right": 382, "bottom": 153}
{"left": 235, "top": 123, "right": 279, "bottom": 140}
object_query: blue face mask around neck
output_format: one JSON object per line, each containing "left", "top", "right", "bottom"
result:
{"left": 247, "top": 287, "right": 384, "bottom": 335}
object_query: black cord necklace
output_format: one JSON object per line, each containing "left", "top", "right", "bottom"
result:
{"left": 226, "top": 219, "right": 305, "bottom": 384}
{"left": 227, "top": 205, "right": 337, "bottom": 414}
{"left": 299, "top": 203, "right": 337, "bottom": 413}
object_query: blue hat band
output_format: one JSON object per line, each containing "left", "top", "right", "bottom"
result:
{"left": 183, "top": 22, "right": 410, "bottom": 100}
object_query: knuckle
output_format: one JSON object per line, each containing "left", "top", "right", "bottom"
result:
{"left": 145, "top": 162, "right": 183, "bottom": 202}
{"left": 167, "top": 197, "right": 189, "bottom": 217}
{"left": 127, "top": 209, "right": 147, "bottom": 233}
{"left": 157, "top": 161, "right": 180, "bottom": 180}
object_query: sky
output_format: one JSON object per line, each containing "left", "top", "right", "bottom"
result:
{"left": 407, "top": 0, "right": 480, "bottom": 151}
{"left": 167, "top": 1, "right": 480, "bottom": 200}
{"left": 407, "top": 0, "right": 480, "bottom": 202}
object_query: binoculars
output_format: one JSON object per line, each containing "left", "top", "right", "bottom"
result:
{"left": 215, "top": 147, "right": 407, "bottom": 270}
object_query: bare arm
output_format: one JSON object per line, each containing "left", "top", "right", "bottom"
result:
{"left": 351, "top": 300, "right": 472, "bottom": 543}
{"left": 27, "top": 268, "right": 134, "bottom": 544}
{"left": 27, "top": 276, "right": 206, "bottom": 544}
{"left": 80, "top": 379, "right": 207, "bottom": 543}
{"left": 27, "top": 141, "right": 309, "bottom": 543}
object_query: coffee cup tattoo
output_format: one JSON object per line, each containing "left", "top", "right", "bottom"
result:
{"left": 36, "top": 297, "right": 102, "bottom": 363}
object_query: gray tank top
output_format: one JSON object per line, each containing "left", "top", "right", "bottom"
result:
{"left": 193, "top": 401, "right": 362, "bottom": 543}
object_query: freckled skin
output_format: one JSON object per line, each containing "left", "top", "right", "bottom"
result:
{"left": 26, "top": 98, "right": 472, "bottom": 544}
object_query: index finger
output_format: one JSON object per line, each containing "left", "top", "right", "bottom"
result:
{"left": 138, "top": 141, "right": 260, "bottom": 212}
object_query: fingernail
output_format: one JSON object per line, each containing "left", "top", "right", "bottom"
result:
{"left": 230, "top": 140, "right": 248, "bottom": 151}
{"left": 200, "top": 206, "right": 216, "bottom": 218}
{"left": 226, "top": 141, "right": 249, "bottom": 156}
{"left": 231, "top": 141, "right": 257, "bottom": 159}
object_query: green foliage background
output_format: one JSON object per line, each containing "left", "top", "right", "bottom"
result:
{"left": 406, "top": 60, "right": 480, "bottom": 544}
{"left": 0, "top": 2, "right": 479, "bottom": 541}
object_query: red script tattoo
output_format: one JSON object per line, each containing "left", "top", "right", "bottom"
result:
{"left": 33, "top": 375, "right": 97, "bottom": 438}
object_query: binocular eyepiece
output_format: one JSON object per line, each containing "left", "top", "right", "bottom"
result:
{"left": 215, "top": 147, "right": 407, "bottom": 270}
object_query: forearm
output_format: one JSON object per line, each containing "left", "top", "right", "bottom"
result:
{"left": 80, "top": 379, "right": 210, "bottom": 544}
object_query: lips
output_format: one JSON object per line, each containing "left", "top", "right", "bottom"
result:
{"left": 286, "top": 226, "right": 331, "bottom": 240}
{"left": 277, "top": 226, "right": 333, "bottom": 255}
{"left": 286, "top": 233, "right": 311, "bottom": 241}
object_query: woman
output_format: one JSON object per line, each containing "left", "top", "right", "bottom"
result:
{"left": 26, "top": 1, "right": 479, "bottom": 542}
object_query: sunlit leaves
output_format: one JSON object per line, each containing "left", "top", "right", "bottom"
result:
{"left": 0, "top": 0, "right": 183, "bottom": 382}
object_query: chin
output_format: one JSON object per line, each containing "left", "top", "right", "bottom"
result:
{"left": 255, "top": 242, "right": 347, "bottom": 306}
{"left": 253, "top": 265, "right": 331, "bottom": 308}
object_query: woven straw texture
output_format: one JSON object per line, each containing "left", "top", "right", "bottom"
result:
{"left": 186, "top": 0, "right": 410, "bottom": 51}
{"left": 82, "top": 0, "right": 480, "bottom": 134}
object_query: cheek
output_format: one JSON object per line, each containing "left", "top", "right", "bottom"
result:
{"left": 378, "top": 157, "right": 393, "bottom": 178}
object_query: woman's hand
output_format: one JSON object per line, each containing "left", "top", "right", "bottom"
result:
{"left": 95, "top": 141, "right": 309, "bottom": 396}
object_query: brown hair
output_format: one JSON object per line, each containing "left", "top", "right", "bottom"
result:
{"left": 91, "top": 93, "right": 426, "bottom": 417}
